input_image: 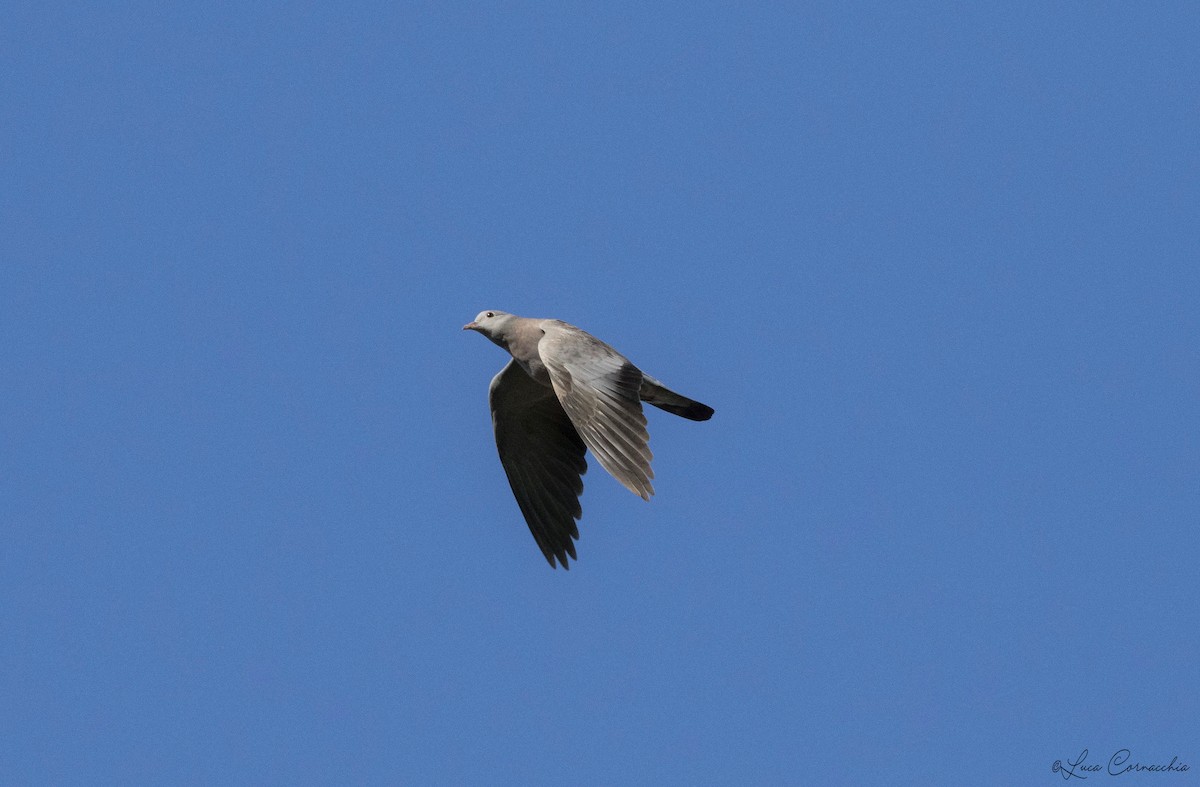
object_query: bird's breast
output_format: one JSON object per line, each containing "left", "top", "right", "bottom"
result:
{"left": 516, "top": 356, "right": 554, "bottom": 387}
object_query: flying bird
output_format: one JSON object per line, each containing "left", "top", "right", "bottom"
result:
{"left": 464, "top": 310, "right": 714, "bottom": 569}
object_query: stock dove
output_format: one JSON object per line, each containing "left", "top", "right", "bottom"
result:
{"left": 464, "top": 310, "right": 714, "bottom": 569}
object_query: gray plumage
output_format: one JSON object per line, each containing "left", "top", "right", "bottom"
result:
{"left": 464, "top": 310, "right": 714, "bottom": 569}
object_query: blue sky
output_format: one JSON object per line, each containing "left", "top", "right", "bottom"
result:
{"left": 2, "top": 2, "right": 1197, "bottom": 784}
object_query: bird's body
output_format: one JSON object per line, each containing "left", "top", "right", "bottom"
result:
{"left": 464, "top": 311, "right": 713, "bottom": 568}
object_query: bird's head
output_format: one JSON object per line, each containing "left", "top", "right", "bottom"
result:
{"left": 462, "top": 310, "right": 514, "bottom": 344}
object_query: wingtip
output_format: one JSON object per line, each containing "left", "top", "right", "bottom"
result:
{"left": 544, "top": 549, "right": 574, "bottom": 570}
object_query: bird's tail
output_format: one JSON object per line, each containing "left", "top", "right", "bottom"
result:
{"left": 639, "top": 375, "right": 714, "bottom": 421}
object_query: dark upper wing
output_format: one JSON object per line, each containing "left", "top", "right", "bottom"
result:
{"left": 539, "top": 323, "right": 655, "bottom": 501}
{"left": 489, "top": 359, "right": 588, "bottom": 569}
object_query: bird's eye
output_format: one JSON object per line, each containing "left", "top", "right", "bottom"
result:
{"left": 486, "top": 311, "right": 494, "bottom": 318}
